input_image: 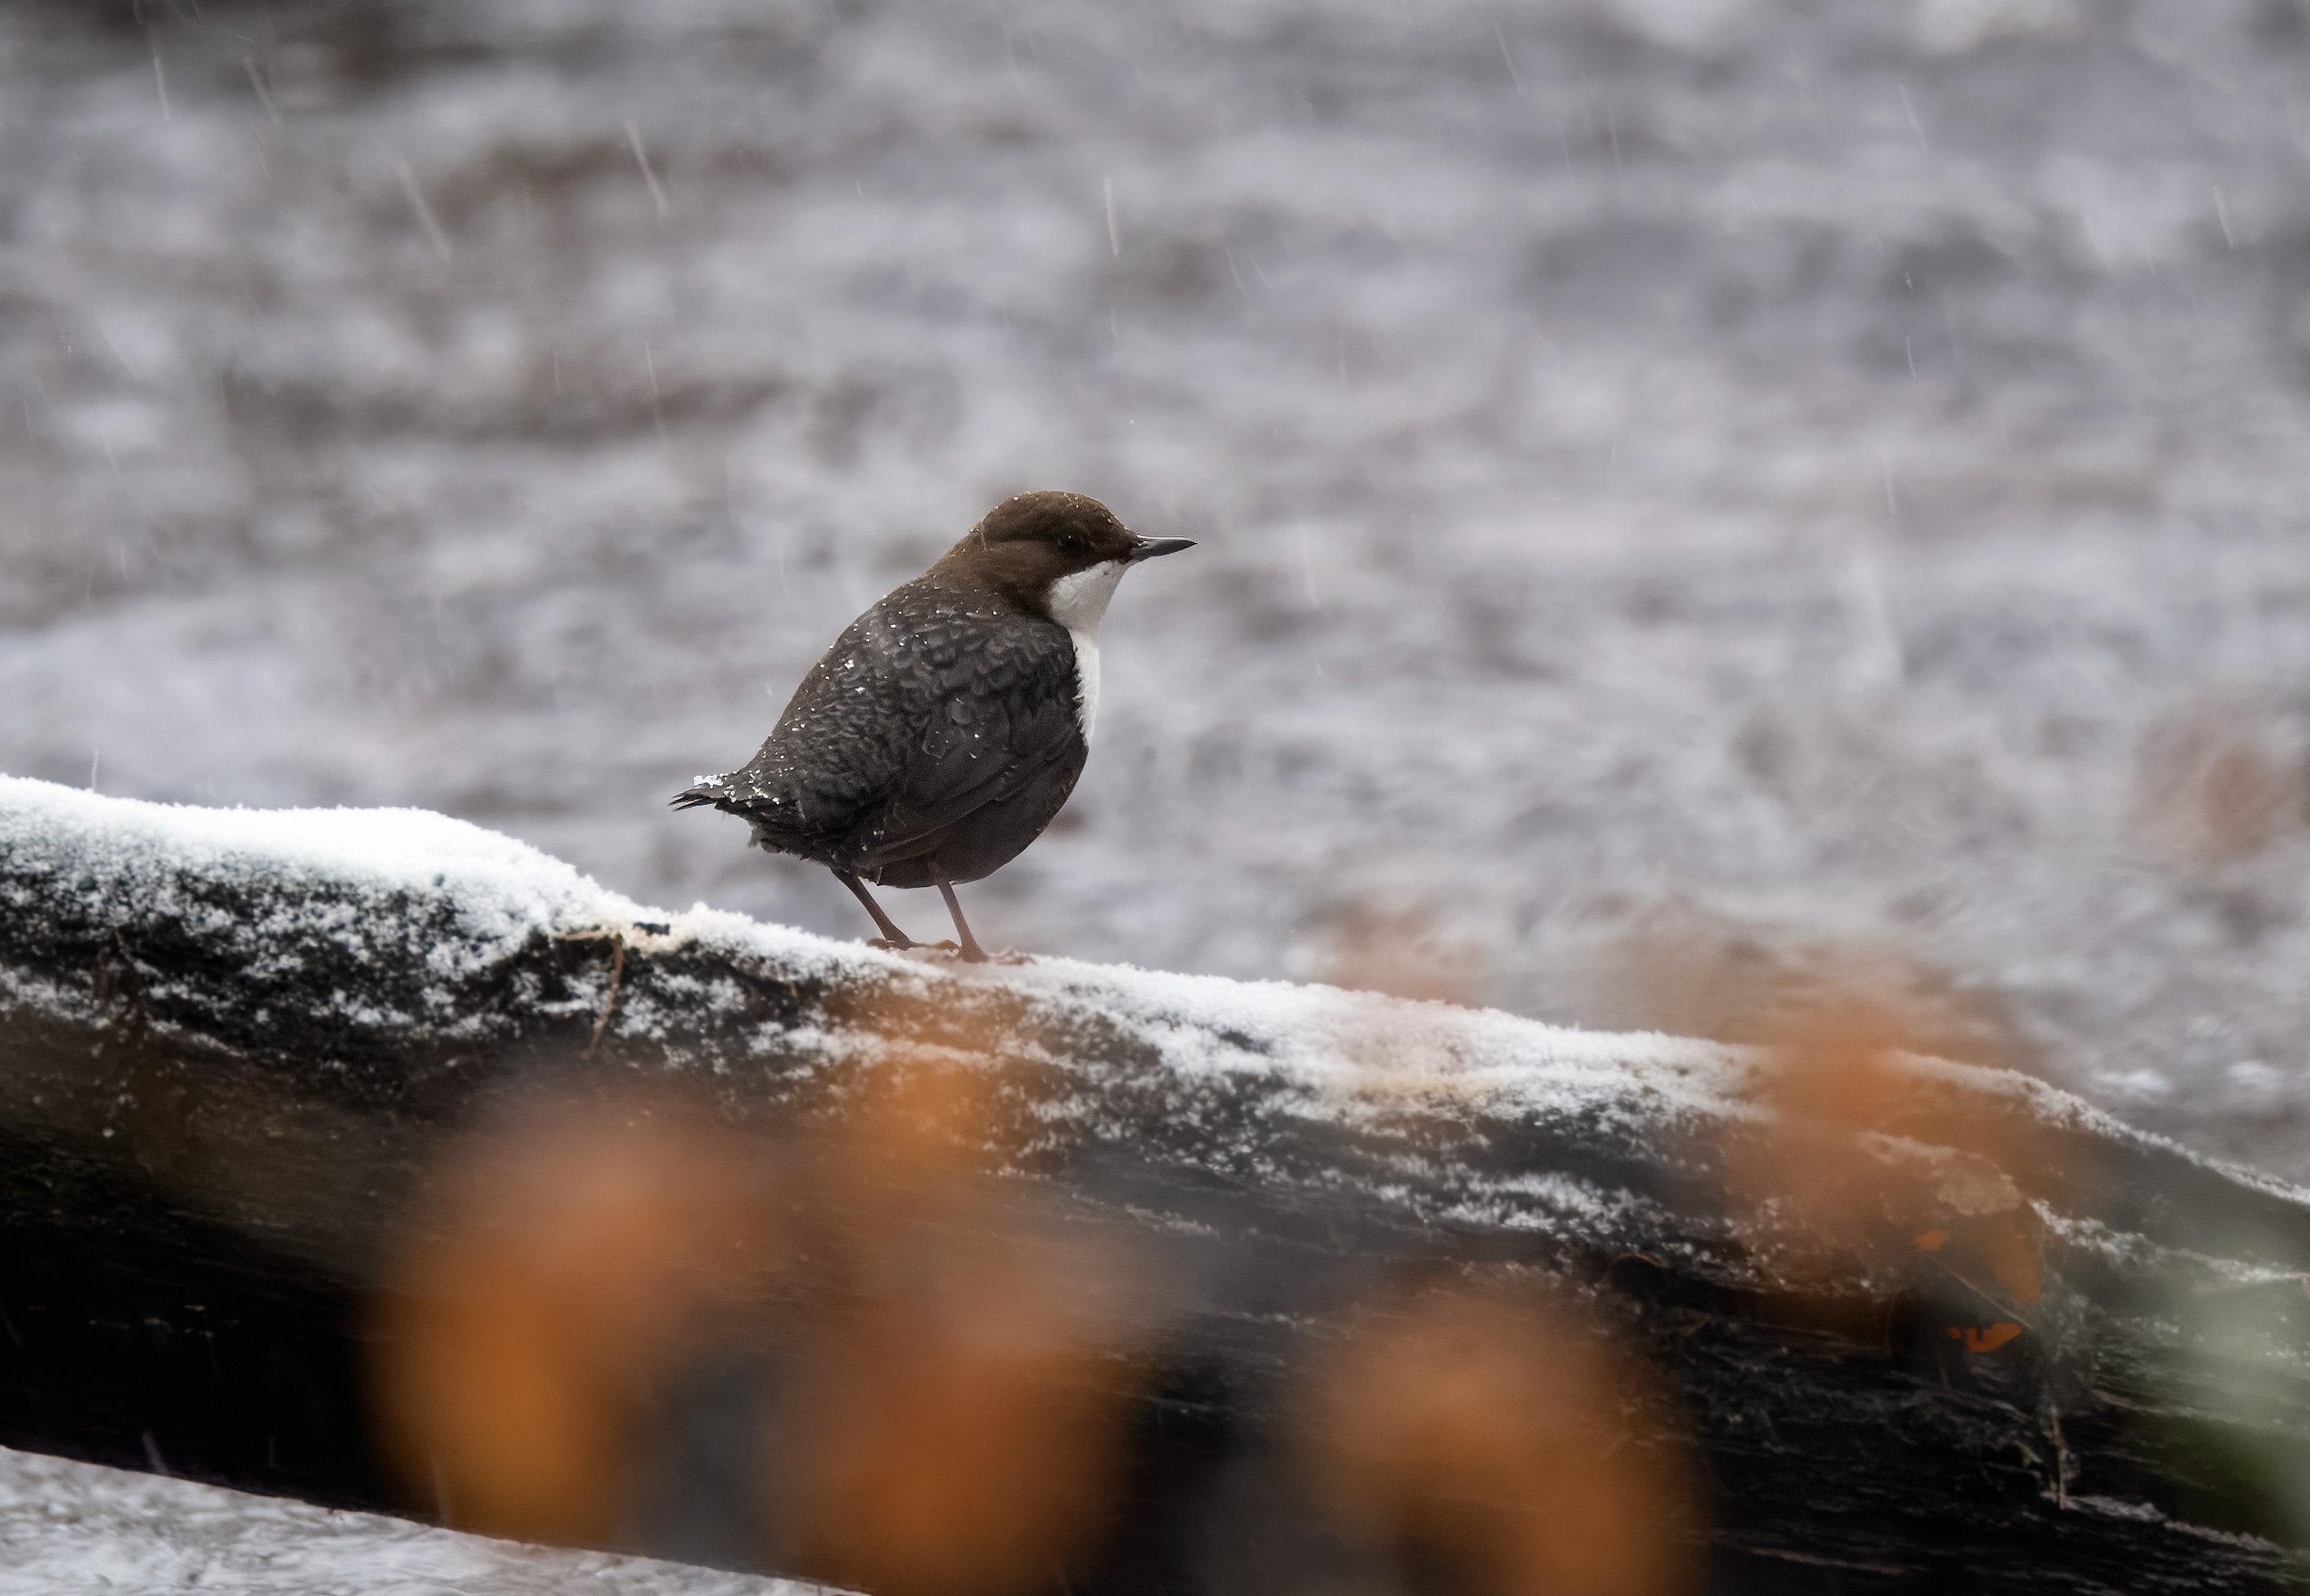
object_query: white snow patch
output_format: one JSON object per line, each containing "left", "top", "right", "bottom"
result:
{"left": 0, "top": 775, "right": 644, "bottom": 977}
{"left": 0, "top": 776, "right": 880, "bottom": 999}
{"left": 0, "top": 1443, "right": 842, "bottom": 1596}
{"left": 936, "top": 949, "right": 1749, "bottom": 1127}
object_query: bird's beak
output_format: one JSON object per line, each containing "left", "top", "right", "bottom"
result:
{"left": 1127, "top": 536, "right": 1197, "bottom": 562}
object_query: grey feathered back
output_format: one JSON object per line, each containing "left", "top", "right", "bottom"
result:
{"left": 673, "top": 574, "right": 1086, "bottom": 887}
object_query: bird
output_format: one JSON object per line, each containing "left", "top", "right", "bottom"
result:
{"left": 673, "top": 490, "right": 1194, "bottom": 962}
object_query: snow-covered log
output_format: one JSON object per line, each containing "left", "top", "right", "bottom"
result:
{"left": 4, "top": 774, "right": 2309, "bottom": 1593}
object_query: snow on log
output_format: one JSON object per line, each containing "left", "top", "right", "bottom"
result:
{"left": 0, "top": 1441, "right": 835, "bottom": 1595}
{"left": 4, "top": 773, "right": 2310, "bottom": 1594}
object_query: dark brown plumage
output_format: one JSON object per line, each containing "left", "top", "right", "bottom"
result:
{"left": 674, "top": 490, "right": 1193, "bottom": 960}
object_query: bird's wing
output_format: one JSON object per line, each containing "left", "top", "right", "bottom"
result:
{"left": 849, "top": 604, "right": 1084, "bottom": 868}
{"left": 683, "top": 583, "right": 1083, "bottom": 865}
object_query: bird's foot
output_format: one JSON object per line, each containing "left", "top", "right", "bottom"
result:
{"left": 869, "top": 936, "right": 1029, "bottom": 966}
{"left": 871, "top": 937, "right": 980, "bottom": 960}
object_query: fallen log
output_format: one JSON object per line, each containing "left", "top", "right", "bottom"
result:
{"left": 3, "top": 773, "right": 2308, "bottom": 1594}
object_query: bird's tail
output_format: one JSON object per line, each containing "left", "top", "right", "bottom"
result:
{"left": 669, "top": 776, "right": 729, "bottom": 811}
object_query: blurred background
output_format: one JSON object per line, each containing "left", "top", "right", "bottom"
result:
{"left": 3, "top": 0, "right": 2307, "bottom": 1174}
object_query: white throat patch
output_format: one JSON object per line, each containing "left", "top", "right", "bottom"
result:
{"left": 1044, "top": 560, "right": 1129, "bottom": 742}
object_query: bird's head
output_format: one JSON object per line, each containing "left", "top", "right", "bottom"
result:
{"left": 936, "top": 490, "right": 1194, "bottom": 628}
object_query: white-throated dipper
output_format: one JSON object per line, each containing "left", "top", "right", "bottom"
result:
{"left": 673, "top": 490, "right": 1194, "bottom": 962}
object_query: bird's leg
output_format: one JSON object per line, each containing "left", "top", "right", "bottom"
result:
{"left": 936, "top": 878, "right": 989, "bottom": 964}
{"left": 834, "top": 868, "right": 917, "bottom": 949}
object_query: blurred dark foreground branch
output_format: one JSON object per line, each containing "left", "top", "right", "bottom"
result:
{"left": 5, "top": 777, "right": 2310, "bottom": 1594}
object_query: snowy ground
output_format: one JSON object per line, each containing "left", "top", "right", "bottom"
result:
{"left": 0, "top": 1444, "right": 834, "bottom": 1596}
{"left": 2, "top": 0, "right": 2308, "bottom": 1172}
